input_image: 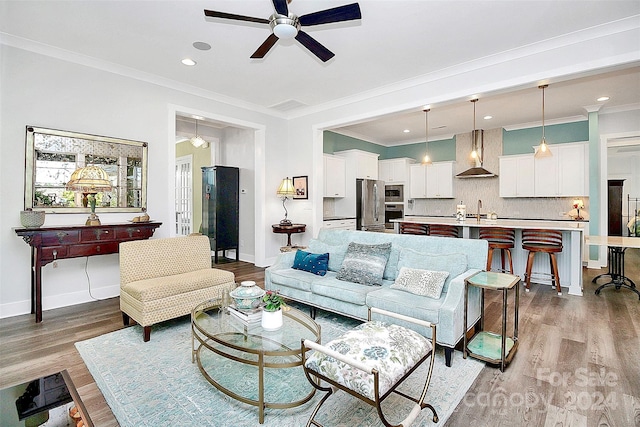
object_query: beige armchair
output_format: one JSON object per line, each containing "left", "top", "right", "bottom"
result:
{"left": 120, "top": 235, "right": 235, "bottom": 341}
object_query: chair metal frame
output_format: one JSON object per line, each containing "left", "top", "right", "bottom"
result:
{"left": 301, "top": 307, "right": 438, "bottom": 427}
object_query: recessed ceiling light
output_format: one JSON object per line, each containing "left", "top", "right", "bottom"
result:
{"left": 403, "top": 129, "right": 410, "bottom": 133}
{"left": 193, "top": 41, "right": 211, "bottom": 51}
{"left": 597, "top": 96, "right": 610, "bottom": 102}
{"left": 181, "top": 58, "right": 196, "bottom": 66}
{"left": 484, "top": 115, "right": 493, "bottom": 120}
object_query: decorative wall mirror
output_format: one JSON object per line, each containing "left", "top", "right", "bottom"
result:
{"left": 25, "top": 126, "right": 148, "bottom": 213}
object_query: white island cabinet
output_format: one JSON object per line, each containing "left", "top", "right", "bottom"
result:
{"left": 393, "top": 216, "right": 586, "bottom": 297}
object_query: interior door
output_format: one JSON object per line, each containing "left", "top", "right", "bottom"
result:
{"left": 175, "top": 155, "right": 193, "bottom": 236}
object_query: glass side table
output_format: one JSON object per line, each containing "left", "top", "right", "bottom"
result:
{"left": 463, "top": 271, "right": 520, "bottom": 372}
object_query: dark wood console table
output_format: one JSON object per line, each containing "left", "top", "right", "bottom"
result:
{"left": 14, "top": 222, "right": 162, "bottom": 322}
{"left": 272, "top": 223, "right": 306, "bottom": 247}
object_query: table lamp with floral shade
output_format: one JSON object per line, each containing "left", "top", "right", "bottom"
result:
{"left": 66, "top": 165, "right": 113, "bottom": 225}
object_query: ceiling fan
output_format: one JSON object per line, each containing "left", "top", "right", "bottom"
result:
{"left": 204, "top": 0, "right": 361, "bottom": 62}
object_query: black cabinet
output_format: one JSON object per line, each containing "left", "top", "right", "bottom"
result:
{"left": 202, "top": 166, "right": 239, "bottom": 263}
{"left": 608, "top": 179, "right": 625, "bottom": 236}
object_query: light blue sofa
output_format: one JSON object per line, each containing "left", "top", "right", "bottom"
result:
{"left": 265, "top": 228, "right": 488, "bottom": 367}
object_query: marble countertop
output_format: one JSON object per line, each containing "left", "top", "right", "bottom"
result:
{"left": 394, "top": 216, "right": 587, "bottom": 232}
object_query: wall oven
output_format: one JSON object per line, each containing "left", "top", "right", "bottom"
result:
{"left": 385, "top": 185, "right": 404, "bottom": 203}
{"left": 385, "top": 204, "right": 404, "bottom": 229}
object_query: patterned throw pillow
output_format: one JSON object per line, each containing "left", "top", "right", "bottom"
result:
{"left": 390, "top": 267, "right": 449, "bottom": 299}
{"left": 336, "top": 242, "right": 392, "bottom": 286}
{"left": 292, "top": 250, "right": 329, "bottom": 276}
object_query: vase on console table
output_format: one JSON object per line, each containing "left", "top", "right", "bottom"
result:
{"left": 20, "top": 209, "right": 45, "bottom": 228}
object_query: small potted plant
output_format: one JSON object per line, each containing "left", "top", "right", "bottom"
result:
{"left": 261, "top": 290, "right": 287, "bottom": 330}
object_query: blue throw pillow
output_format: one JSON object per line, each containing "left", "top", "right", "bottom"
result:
{"left": 292, "top": 250, "right": 329, "bottom": 276}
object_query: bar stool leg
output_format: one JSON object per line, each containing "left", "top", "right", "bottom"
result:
{"left": 506, "top": 249, "right": 514, "bottom": 275}
{"left": 487, "top": 248, "right": 494, "bottom": 271}
{"left": 551, "top": 253, "right": 562, "bottom": 295}
{"left": 525, "top": 251, "right": 535, "bottom": 292}
{"left": 500, "top": 249, "right": 506, "bottom": 273}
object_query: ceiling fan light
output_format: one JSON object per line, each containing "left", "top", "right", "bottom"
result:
{"left": 273, "top": 23, "right": 297, "bottom": 39}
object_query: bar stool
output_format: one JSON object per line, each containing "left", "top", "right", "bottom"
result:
{"left": 428, "top": 224, "right": 460, "bottom": 238}
{"left": 400, "top": 222, "right": 428, "bottom": 235}
{"left": 522, "top": 229, "right": 563, "bottom": 295}
{"left": 479, "top": 227, "right": 516, "bottom": 274}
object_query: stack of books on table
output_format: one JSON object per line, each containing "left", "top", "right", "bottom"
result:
{"left": 228, "top": 305, "right": 262, "bottom": 325}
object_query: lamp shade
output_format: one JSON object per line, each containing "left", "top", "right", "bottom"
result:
{"left": 276, "top": 177, "right": 296, "bottom": 197}
{"left": 66, "top": 165, "right": 113, "bottom": 193}
{"left": 572, "top": 199, "right": 584, "bottom": 209}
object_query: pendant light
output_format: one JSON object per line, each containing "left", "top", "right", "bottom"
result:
{"left": 470, "top": 98, "right": 479, "bottom": 160}
{"left": 421, "top": 108, "right": 432, "bottom": 165}
{"left": 535, "top": 84, "right": 552, "bottom": 158}
{"left": 190, "top": 119, "right": 207, "bottom": 148}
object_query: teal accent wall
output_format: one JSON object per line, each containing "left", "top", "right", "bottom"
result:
{"left": 323, "top": 131, "right": 385, "bottom": 156}
{"left": 588, "top": 112, "right": 600, "bottom": 259}
{"left": 502, "top": 121, "right": 589, "bottom": 155}
{"left": 384, "top": 137, "right": 456, "bottom": 162}
{"left": 324, "top": 131, "right": 456, "bottom": 162}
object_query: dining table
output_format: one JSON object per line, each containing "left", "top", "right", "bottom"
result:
{"left": 585, "top": 235, "right": 640, "bottom": 299}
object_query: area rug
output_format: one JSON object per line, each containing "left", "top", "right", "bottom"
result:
{"left": 76, "top": 308, "right": 483, "bottom": 427}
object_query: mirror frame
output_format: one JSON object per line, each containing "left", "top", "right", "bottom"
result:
{"left": 25, "top": 126, "right": 148, "bottom": 213}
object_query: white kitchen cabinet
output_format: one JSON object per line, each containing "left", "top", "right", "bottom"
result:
{"left": 409, "top": 161, "right": 454, "bottom": 198}
{"left": 322, "top": 218, "right": 356, "bottom": 230}
{"left": 323, "top": 154, "right": 346, "bottom": 197}
{"left": 335, "top": 149, "right": 379, "bottom": 180}
{"left": 378, "top": 158, "right": 414, "bottom": 183}
{"left": 534, "top": 142, "right": 588, "bottom": 197}
{"left": 499, "top": 155, "right": 534, "bottom": 197}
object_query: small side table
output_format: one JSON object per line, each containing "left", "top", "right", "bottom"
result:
{"left": 463, "top": 271, "right": 520, "bottom": 372}
{"left": 272, "top": 223, "right": 306, "bottom": 247}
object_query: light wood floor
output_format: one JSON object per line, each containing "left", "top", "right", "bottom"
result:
{"left": 1, "top": 251, "right": 638, "bottom": 426}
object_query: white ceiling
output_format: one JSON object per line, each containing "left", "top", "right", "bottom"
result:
{"left": 2, "top": 1, "right": 639, "bottom": 145}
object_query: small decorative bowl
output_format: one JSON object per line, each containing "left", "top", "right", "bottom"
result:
{"left": 229, "top": 281, "right": 265, "bottom": 310}
{"left": 20, "top": 209, "right": 45, "bottom": 228}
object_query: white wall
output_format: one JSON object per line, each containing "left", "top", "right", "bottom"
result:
{"left": 221, "top": 127, "right": 256, "bottom": 262}
{"left": 0, "top": 46, "right": 286, "bottom": 318}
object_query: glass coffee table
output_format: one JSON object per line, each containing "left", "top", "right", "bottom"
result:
{"left": 191, "top": 299, "right": 321, "bottom": 424}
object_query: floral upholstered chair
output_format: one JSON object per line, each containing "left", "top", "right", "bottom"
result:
{"left": 301, "top": 307, "right": 438, "bottom": 427}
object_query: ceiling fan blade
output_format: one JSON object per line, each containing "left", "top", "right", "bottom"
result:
{"left": 204, "top": 9, "right": 270, "bottom": 25}
{"left": 272, "top": 0, "right": 289, "bottom": 16}
{"left": 250, "top": 34, "right": 279, "bottom": 59}
{"left": 299, "top": 3, "right": 361, "bottom": 26}
{"left": 295, "top": 31, "right": 334, "bottom": 62}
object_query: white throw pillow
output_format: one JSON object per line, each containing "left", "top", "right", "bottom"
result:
{"left": 390, "top": 267, "right": 449, "bottom": 299}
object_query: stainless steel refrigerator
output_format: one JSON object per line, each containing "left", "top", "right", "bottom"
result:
{"left": 356, "top": 179, "right": 386, "bottom": 232}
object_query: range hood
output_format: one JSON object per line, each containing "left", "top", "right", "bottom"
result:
{"left": 456, "top": 129, "right": 497, "bottom": 178}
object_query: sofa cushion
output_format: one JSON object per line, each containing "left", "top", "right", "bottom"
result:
{"left": 311, "top": 276, "right": 376, "bottom": 306}
{"left": 390, "top": 267, "right": 449, "bottom": 299}
{"left": 121, "top": 268, "right": 234, "bottom": 302}
{"left": 268, "top": 268, "right": 317, "bottom": 292}
{"left": 308, "top": 239, "right": 348, "bottom": 272}
{"left": 292, "top": 250, "right": 329, "bottom": 276}
{"left": 336, "top": 242, "right": 392, "bottom": 286}
{"left": 366, "top": 287, "right": 444, "bottom": 324}
{"left": 382, "top": 244, "right": 401, "bottom": 280}
{"left": 397, "top": 248, "right": 467, "bottom": 293}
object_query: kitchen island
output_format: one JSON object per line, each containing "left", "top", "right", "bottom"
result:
{"left": 393, "top": 216, "right": 587, "bottom": 296}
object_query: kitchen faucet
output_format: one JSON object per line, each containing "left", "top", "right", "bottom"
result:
{"left": 477, "top": 199, "right": 482, "bottom": 223}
